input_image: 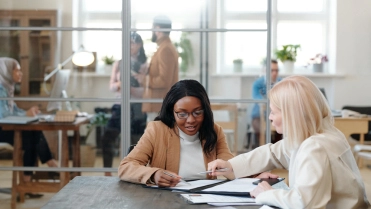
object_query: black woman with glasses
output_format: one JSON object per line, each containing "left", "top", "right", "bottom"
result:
{"left": 118, "top": 79, "right": 234, "bottom": 187}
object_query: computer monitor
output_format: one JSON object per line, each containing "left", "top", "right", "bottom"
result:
{"left": 46, "top": 69, "right": 72, "bottom": 112}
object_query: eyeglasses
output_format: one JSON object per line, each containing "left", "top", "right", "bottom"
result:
{"left": 174, "top": 110, "right": 204, "bottom": 119}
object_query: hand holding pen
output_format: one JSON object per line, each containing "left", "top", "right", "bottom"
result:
{"left": 153, "top": 170, "right": 189, "bottom": 187}
{"left": 207, "top": 159, "right": 235, "bottom": 180}
{"left": 198, "top": 168, "right": 229, "bottom": 174}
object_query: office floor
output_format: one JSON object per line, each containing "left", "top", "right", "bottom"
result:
{"left": 1, "top": 157, "right": 371, "bottom": 209}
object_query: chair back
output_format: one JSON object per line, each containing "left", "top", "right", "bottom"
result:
{"left": 211, "top": 104, "right": 238, "bottom": 154}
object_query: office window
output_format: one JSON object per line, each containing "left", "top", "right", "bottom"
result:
{"left": 218, "top": 0, "right": 329, "bottom": 73}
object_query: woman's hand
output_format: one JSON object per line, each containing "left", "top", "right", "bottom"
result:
{"left": 153, "top": 170, "right": 181, "bottom": 187}
{"left": 133, "top": 72, "right": 146, "bottom": 85}
{"left": 250, "top": 181, "right": 273, "bottom": 198}
{"left": 26, "top": 106, "right": 40, "bottom": 117}
{"left": 139, "top": 63, "right": 148, "bottom": 74}
{"left": 207, "top": 159, "right": 235, "bottom": 180}
{"left": 255, "top": 172, "right": 279, "bottom": 179}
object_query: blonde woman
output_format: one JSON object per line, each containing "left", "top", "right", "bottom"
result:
{"left": 208, "top": 75, "right": 369, "bottom": 208}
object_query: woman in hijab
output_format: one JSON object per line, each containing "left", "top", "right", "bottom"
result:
{"left": 0, "top": 57, "right": 58, "bottom": 198}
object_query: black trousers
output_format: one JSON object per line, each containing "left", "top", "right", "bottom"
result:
{"left": 0, "top": 128, "right": 53, "bottom": 176}
{"left": 101, "top": 104, "right": 146, "bottom": 168}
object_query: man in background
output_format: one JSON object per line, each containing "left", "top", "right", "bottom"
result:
{"left": 250, "top": 59, "right": 282, "bottom": 149}
{"left": 135, "top": 15, "right": 179, "bottom": 121}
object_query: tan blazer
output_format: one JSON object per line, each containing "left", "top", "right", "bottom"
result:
{"left": 142, "top": 36, "right": 179, "bottom": 113}
{"left": 118, "top": 121, "right": 234, "bottom": 185}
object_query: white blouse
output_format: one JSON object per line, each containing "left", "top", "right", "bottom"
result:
{"left": 178, "top": 128, "right": 205, "bottom": 180}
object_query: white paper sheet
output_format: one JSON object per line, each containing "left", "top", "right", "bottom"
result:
{"left": 180, "top": 193, "right": 255, "bottom": 204}
{"left": 151, "top": 179, "right": 225, "bottom": 190}
{"left": 260, "top": 205, "right": 275, "bottom": 209}
{"left": 203, "top": 178, "right": 259, "bottom": 193}
{"left": 208, "top": 202, "right": 262, "bottom": 206}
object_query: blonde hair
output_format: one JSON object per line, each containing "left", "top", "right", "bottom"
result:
{"left": 268, "top": 75, "right": 334, "bottom": 150}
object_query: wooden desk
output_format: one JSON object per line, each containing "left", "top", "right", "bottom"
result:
{"left": 0, "top": 117, "right": 90, "bottom": 209}
{"left": 334, "top": 117, "right": 371, "bottom": 167}
{"left": 42, "top": 176, "right": 268, "bottom": 209}
{"left": 334, "top": 117, "right": 371, "bottom": 145}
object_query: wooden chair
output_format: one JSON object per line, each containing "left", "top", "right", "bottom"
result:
{"left": 211, "top": 104, "right": 238, "bottom": 155}
{"left": 354, "top": 145, "right": 371, "bottom": 168}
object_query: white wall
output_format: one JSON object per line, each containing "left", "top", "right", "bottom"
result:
{"left": 332, "top": 0, "right": 371, "bottom": 109}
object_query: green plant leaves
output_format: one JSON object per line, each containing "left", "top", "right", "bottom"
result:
{"left": 274, "top": 44, "right": 301, "bottom": 62}
{"left": 174, "top": 32, "right": 194, "bottom": 73}
{"left": 102, "top": 55, "right": 115, "bottom": 65}
{"left": 86, "top": 112, "right": 109, "bottom": 139}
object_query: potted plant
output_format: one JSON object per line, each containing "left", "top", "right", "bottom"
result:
{"left": 274, "top": 44, "right": 300, "bottom": 73}
{"left": 102, "top": 55, "right": 115, "bottom": 74}
{"left": 307, "top": 54, "right": 328, "bottom": 73}
{"left": 80, "top": 112, "right": 109, "bottom": 167}
{"left": 233, "top": 58, "right": 243, "bottom": 72}
{"left": 173, "top": 32, "right": 194, "bottom": 76}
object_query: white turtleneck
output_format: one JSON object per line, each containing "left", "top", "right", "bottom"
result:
{"left": 178, "top": 128, "right": 206, "bottom": 180}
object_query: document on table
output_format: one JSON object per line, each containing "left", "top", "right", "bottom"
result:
{"left": 180, "top": 193, "right": 255, "bottom": 204}
{"left": 0, "top": 116, "right": 39, "bottom": 124}
{"left": 146, "top": 178, "right": 287, "bottom": 197}
{"left": 203, "top": 178, "right": 258, "bottom": 193}
{"left": 148, "top": 179, "right": 225, "bottom": 191}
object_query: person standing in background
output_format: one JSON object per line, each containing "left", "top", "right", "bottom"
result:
{"left": 250, "top": 59, "right": 282, "bottom": 149}
{"left": 101, "top": 32, "right": 148, "bottom": 176}
{"left": 134, "top": 15, "right": 179, "bottom": 122}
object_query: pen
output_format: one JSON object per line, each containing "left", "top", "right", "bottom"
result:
{"left": 163, "top": 171, "right": 191, "bottom": 185}
{"left": 198, "top": 168, "right": 229, "bottom": 174}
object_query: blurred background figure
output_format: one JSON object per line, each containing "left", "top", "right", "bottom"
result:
{"left": 249, "top": 59, "right": 282, "bottom": 149}
{"left": 0, "top": 57, "right": 58, "bottom": 198}
{"left": 135, "top": 15, "right": 179, "bottom": 122}
{"left": 101, "top": 32, "right": 148, "bottom": 176}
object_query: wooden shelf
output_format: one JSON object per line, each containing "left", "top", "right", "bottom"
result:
{"left": 0, "top": 10, "right": 56, "bottom": 110}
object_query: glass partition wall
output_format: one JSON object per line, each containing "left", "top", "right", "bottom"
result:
{"left": 0, "top": 0, "right": 273, "bottom": 176}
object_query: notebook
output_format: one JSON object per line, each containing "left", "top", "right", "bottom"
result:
{"left": 0, "top": 116, "right": 39, "bottom": 124}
